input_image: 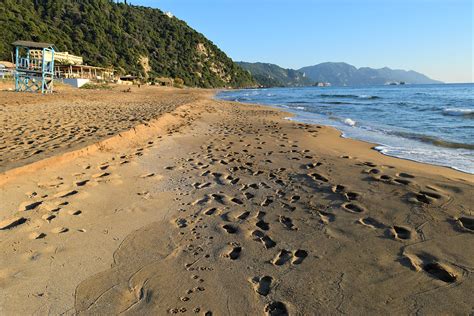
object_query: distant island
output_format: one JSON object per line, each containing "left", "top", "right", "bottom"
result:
{"left": 238, "top": 61, "right": 442, "bottom": 87}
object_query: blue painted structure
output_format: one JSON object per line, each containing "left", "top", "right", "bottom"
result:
{"left": 13, "top": 40, "right": 55, "bottom": 93}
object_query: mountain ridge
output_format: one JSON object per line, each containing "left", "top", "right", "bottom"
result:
{"left": 238, "top": 61, "right": 442, "bottom": 87}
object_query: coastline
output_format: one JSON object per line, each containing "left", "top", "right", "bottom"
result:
{"left": 215, "top": 84, "right": 474, "bottom": 175}
{"left": 0, "top": 87, "right": 472, "bottom": 314}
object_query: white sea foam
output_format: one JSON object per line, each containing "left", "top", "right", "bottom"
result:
{"left": 443, "top": 108, "right": 474, "bottom": 116}
{"left": 295, "top": 106, "right": 305, "bottom": 110}
{"left": 344, "top": 118, "right": 356, "bottom": 126}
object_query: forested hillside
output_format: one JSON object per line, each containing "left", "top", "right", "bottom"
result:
{"left": 0, "top": 0, "right": 255, "bottom": 88}
{"left": 237, "top": 62, "right": 313, "bottom": 87}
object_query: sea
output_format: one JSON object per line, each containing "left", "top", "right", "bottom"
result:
{"left": 217, "top": 83, "right": 474, "bottom": 174}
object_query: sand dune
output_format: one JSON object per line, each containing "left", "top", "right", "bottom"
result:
{"left": 0, "top": 87, "right": 472, "bottom": 315}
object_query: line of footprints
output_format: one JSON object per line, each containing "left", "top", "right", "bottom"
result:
{"left": 167, "top": 117, "right": 471, "bottom": 315}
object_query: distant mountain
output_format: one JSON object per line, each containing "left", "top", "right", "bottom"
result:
{"left": 237, "top": 62, "right": 313, "bottom": 87}
{"left": 299, "top": 62, "right": 442, "bottom": 86}
{"left": 239, "top": 61, "right": 442, "bottom": 87}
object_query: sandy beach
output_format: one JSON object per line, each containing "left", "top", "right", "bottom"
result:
{"left": 0, "top": 86, "right": 473, "bottom": 315}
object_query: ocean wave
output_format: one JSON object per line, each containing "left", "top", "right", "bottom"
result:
{"left": 287, "top": 101, "right": 311, "bottom": 104}
{"left": 321, "top": 94, "right": 357, "bottom": 98}
{"left": 442, "top": 108, "right": 474, "bottom": 117}
{"left": 321, "top": 101, "right": 351, "bottom": 105}
{"left": 320, "top": 94, "right": 381, "bottom": 100}
{"left": 359, "top": 95, "right": 381, "bottom": 99}
{"left": 344, "top": 118, "right": 356, "bottom": 126}
{"left": 392, "top": 131, "right": 474, "bottom": 150}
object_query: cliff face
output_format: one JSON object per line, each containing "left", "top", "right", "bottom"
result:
{"left": 0, "top": 0, "right": 255, "bottom": 88}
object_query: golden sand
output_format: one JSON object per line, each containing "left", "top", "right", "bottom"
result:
{"left": 0, "top": 86, "right": 472, "bottom": 314}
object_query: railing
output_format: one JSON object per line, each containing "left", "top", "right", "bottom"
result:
{"left": 17, "top": 58, "right": 42, "bottom": 72}
{"left": 17, "top": 58, "right": 54, "bottom": 73}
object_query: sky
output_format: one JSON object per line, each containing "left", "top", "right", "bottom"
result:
{"left": 130, "top": 0, "right": 473, "bottom": 83}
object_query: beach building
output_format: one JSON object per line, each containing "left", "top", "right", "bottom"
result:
{"left": 155, "top": 77, "right": 174, "bottom": 86}
{"left": 118, "top": 75, "right": 137, "bottom": 85}
{"left": 56, "top": 64, "right": 115, "bottom": 87}
{"left": 0, "top": 61, "right": 15, "bottom": 78}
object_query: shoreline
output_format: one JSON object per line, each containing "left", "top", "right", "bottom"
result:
{"left": 215, "top": 86, "right": 474, "bottom": 175}
{"left": 0, "top": 87, "right": 472, "bottom": 314}
{"left": 214, "top": 93, "right": 474, "bottom": 182}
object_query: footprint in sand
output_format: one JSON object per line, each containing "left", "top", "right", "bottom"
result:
{"left": 203, "top": 207, "right": 217, "bottom": 216}
{"left": 273, "top": 249, "right": 292, "bottom": 266}
{"left": 251, "top": 276, "right": 272, "bottom": 296}
{"left": 342, "top": 202, "right": 366, "bottom": 213}
{"left": 411, "top": 190, "right": 443, "bottom": 204}
{"left": 224, "top": 244, "right": 242, "bottom": 260}
{"left": 29, "top": 232, "right": 46, "bottom": 239}
{"left": 251, "top": 230, "right": 276, "bottom": 249}
{"left": 256, "top": 220, "right": 270, "bottom": 231}
{"left": 237, "top": 211, "right": 250, "bottom": 220}
{"left": 192, "top": 195, "right": 210, "bottom": 206}
{"left": 75, "top": 179, "right": 89, "bottom": 187}
{"left": 344, "top": 192, "right": 360, "bottom": 201}
{"left": 394, "top": 178, "right": 412, "bottom": 185}
{"left": 397, "top": 172, "right": 415, "bottom": 179}
{"left": 390, "top": 226, "right": 413, "bottom": 240}
{"left": 51, "top": 227, "right": 69, "bottom": 234}
{"left": 42, "top": 214, "right": 56, "bottom": 222}
{"left": 68, "top": 210, "right": 82, "bottom": 216}
{"left": 456, "top": 216, "right": 473, "bottom": 232}
{"left": 244, "top": 192, "right": 255, "bottom": 200}
{"left": 0, "top": 216, "right": 28, "bottom": 230}
{"left": 175, "top": 218, "right": 188, "bottom": 228}
{"left": 222, "top": 224, "right": 238, "bottom": 234}
{"left": 140, "top": 173, "right": 156, "bottom": 178}
{"left": 265, "top": 301, "right": 288, "bottom": 316}
{"left": 18, "top": 201, "right": 42, "bottom": 212}
{"left": 290, "top": 195, "right": 300, "bottom": 203}
{"left": 318, "top": 211, "right": 335, "bottom": 224}
{"left": 279, "top": 215, "right": 297, "bottom": 230}
{"left": 309, "top": 172, "right": 329, "bottom": 182}
{"left": 331, "top": 184, "right": 346, "bottom": 193}
{"left": 92, "top": 172, "right": 110, "bottom": 179}
{"left": 261, "top": 197, "right": 274, "bottom": 207}
{"left": 357, "top": 217, "right": 385, "bottom": 229}
{"left": 404, "top": 253, "right": 457, "bottom": 283}
{"left": 54, "top": 190, "right": 78, "bottom": 198}
{"left": 292, "top": 249, "right": 308, "bottom": 265}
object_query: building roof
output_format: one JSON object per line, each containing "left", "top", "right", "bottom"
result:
{"left": 0, "top": 61, "right": 15, "bottom": 68}
{"left": 12, "top": 40, "right": 54, "bottom": 49}
{"left": 56, "top": 64, "right": 113, "bottom": 71}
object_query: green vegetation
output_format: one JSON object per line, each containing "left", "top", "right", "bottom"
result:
{"left": 239, "top": 61, "right": 442, "bottom": 87}
{"left": 79, "top": 82, "right": 112, "bottom": 90}
{"left": 237, "top": 62, "right": 313, "bottom": 87}
{"left": 0, "top": 0, "right": 255, "bottom": 88}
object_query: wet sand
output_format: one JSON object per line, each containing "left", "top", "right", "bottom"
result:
{"left": 0, "top": 87, "right": 473, "bottom": 315}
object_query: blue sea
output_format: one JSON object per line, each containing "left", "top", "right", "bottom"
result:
{"left": 217, "top": 84, "right": 474, "bottom": 174}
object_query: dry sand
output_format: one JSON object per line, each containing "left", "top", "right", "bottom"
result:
{"left": 0, "top": 86, "right": 473, "bottom": 315}
{"left": 0, "top": 83, "right": 201, "bottom": 173}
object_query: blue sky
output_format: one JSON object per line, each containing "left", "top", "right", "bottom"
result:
{"left": 130, "top": 0, "right": 472, "bottom": 83}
